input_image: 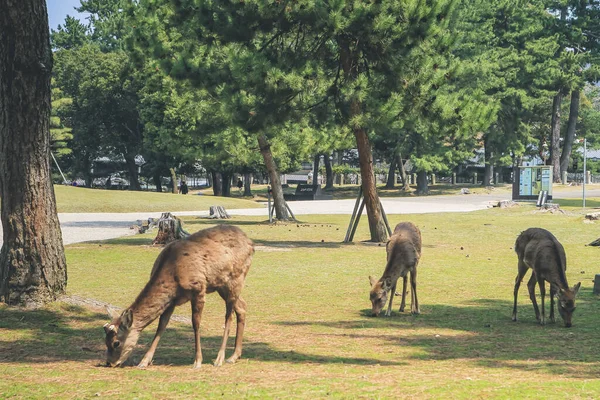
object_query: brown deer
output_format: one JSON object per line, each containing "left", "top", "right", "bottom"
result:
{"left": 103, "top": 224, "right": 254, "bottom": 368}
{"left": 369, "top": 222, "right": 421, "bottom": 317}
{"left": 512, "top": 227, "right": 581, "bottom": 327}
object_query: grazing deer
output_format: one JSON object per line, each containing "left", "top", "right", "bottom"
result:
{"left": 103, "top": 224, "right": 254, "bottom": 368}
{"left": 512, "top": 227, "right": 581, "bottom": 327}
{"left": 369, "top": 222, "right": 421, "bottom": 317}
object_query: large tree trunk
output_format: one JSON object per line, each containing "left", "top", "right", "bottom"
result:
{"left": 550, "top": 92, "right": 563, "bottom": 183}
{"left": 483, "top": 137, "right": 494, "bottom": 186}
{"left": 243, "top": 172, "right": 252, "bottom": 196}
{"left": 354, "top": 125, "right": 387, "bottom": 242}
{"left": 153, "top": 173, "right": 162, "bottom": 193}
{"left": 324, "top": 153, "right": 334, "bottom": 190}
{"left": 258, "top": 134, "right": 289, "bottom": 220}
{"left": 385, "top": 155, "right": 396, "bottom": 189}
{"left": 0, "top": 0, "right": 67, "bottom": 306}
{"left": 211, "top": 171, "right": 223, "bottom": 196}
{"left": 222, "top": 172, "right": 232, "bottom": 197}
{"left": 312, "top": 154, "right": 320, "bottom": 185}
{"left": 124, "top": 153, "right": 141, "bottom": 191}
{"left": 398, "top": 154, "right": 410, "bottom": 191}
{"left": 340, "top": 39, "right": 387, "bottom": 242}
{"left": 416, "top": 170, "right": 429, "bottom": 195}
{"left": 560, "top": 89, "right": 580, "bottom": 180}
{"left": 169, "top": 168, "right": 177, "bottom": 194}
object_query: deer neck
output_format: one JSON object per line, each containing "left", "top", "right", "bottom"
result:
{"left": 128, "top": 282, "right": 175, "bottom": 331}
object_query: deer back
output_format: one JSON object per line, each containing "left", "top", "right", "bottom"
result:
{"left": 155, "top": 225, "right": 254, "bottom": 295}
{"left": 385, "top": 222, "right": 422, "bottom": 277}
{"left": 515, "top": 228, "right": 568, "bottom": 288}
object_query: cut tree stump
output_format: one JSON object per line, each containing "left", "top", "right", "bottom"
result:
{"left": 208, "top": 205, "right": 230, "bottom": 219}
{"left": 152, "top": 212, "right": 190, "bottom": 245}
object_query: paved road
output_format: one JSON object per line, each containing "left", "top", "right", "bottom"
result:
{"left": 0, "top": 188, "right": 593, "bottom": 246}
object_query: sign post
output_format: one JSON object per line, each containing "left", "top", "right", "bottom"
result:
{"left": 512, "top": 165, "right": 553, "bottom": 201}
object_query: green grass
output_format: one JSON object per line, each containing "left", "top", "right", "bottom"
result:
{"left": 2, "top": 204, "right": 600, "bottom": 398}
{"left": 54, "top": 185, "right": 263, "bottom": 213}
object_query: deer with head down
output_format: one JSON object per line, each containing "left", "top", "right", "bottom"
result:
{"left": 512, "top": 227, "right": 581, "bottom": 327}
{"left": 103, "top": 224, "right": 253, "bottom": 368}
{"left": 369, "top": 222, "right": 421, "bottom": 317}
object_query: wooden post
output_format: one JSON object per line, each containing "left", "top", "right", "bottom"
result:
{"left": 348, "top": 199, "right": 366, "bottom": 242}
{"left": 379, "top": 199, "right": 393, "bottom": 237}
{"left": 344, "top": 186, "right": 363, "bottom": 242}
{"left": 452, "top": 172, "right": 457, "bottom": 185}
{"left": 473, "top": 172, "right": 478, "bottom": 185}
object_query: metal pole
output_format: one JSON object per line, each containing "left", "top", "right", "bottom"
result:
{"left": 267, "top": 185, "right": 273, "bottom": 223}
{"left": 51, "top": 152, "right": 68, "bottom": 184}
{"left": 583, "top": 137, "right": 587, "bottom": 208}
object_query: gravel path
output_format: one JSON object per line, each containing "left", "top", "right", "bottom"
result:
{"left": 0, "top": 192, "right": 511, "bottom": 246}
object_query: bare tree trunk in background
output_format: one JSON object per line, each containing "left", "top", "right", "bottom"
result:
{"left": 336, "top": 150, "right": 344, "bottom": 185}
{"left": 0, "top": 0, "right": 67, "bottom": 306}
{"left": 398, "top": 154, "right": 410, "bottom": 191}
{"left": 312, "top": 154, "right": 320, "bottom": 185}
{"left": 416, "top": 171, "right": 429, "bottom": 195}
{"left": 125, "top": 153, "right": 141, "bottom": 191}
{"left": 153, "top": 173, "right": 162, "bottom": 193}
{"left": 385, "top": 156, "right": 396, "bottom": 189}
{"left": 222, "top": 172, "right": 232, "bottom": 197}
{"left": 550, "top": 92, "right": 563, "bottom": 183}
{"left": 560, "top": 89, "right": 580, "bottom": 180}
{"left": 169, "top": 168, "right": 177, "bottom": 194}
{"left": 324, "top": 153, "right": 333, "bottom": 190}
{"left": 258, "top": 134, "right": 290, "bottom": 220}
{"left": 483, "top": 137, "right": 494, "bottom": 186}
{"left": 211, "top": 171, "right": 223, "bottom": 196}
{"left": 243, "top": 172, "right": 252, "bottom": 196}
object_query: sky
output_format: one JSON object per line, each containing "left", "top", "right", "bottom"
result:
{"left": 46, "top": 0, "right": 89, "bottom": 31}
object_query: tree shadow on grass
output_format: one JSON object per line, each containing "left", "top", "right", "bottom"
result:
{"left": 274, "top": 289, "right": 600, "bottom": 378}
{"left": 0, "top": 303, "right": 403, "bottom": 368}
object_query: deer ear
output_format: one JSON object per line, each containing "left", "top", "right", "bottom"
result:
{"left": 369, "top": 275, "right": 377, "bottom": 287}
{"left": 573, "top": 282, "right": 581, "bottom": 296}
{"left": 120, "top": 309, "right": 133, "bottom": 330}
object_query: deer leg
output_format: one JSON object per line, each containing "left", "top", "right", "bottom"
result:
{"left": 410, "top": 268, "right": 419, "bottom": 315}
{"left": 398, "top": 276, "right": 408, "bottom": 312}
{"left": 191, "top": 292, "right": 206, "bottom": 369}
{"left": 226, "top": 297, "right": 247, "bottom": 364}
{"left": 527, "top": 273, "right": 540, "bottom": 322}
{"left": 549, "top": 285, "right": 557, "bottom": 323}
{"left": 138, "top": 304, "right": 175, "bottom": 368}
{"left": 537, "top": 275, "right": 546, "bottom": 326}
{"left": 512, "top": 260, "right": 528, "bottom": 321}
{"left": 214, "top": 299, "right": 235, "bottom": 367}
{"left": 385, "top": 281, "right": 397, "bottom": 317}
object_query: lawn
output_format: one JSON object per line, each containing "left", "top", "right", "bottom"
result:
{"left": 54, "top": 185, "right": 263, "bottom": 213}
{"left": 2, "top": 204, "right": 600, "bottom": 398}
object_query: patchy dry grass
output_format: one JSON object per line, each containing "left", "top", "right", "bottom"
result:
{"left": 2, "top": 204, "right": 600, "bottom": 398}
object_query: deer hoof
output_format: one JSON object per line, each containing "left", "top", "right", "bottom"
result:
{"left": 226, "top": 356, "right": 238, "bottom": 364}
{"left": 137, "top": 361, "right": 149, "bottom": 369}
{"left": 193, "top": 361, "right": 202, "bottom": 369}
